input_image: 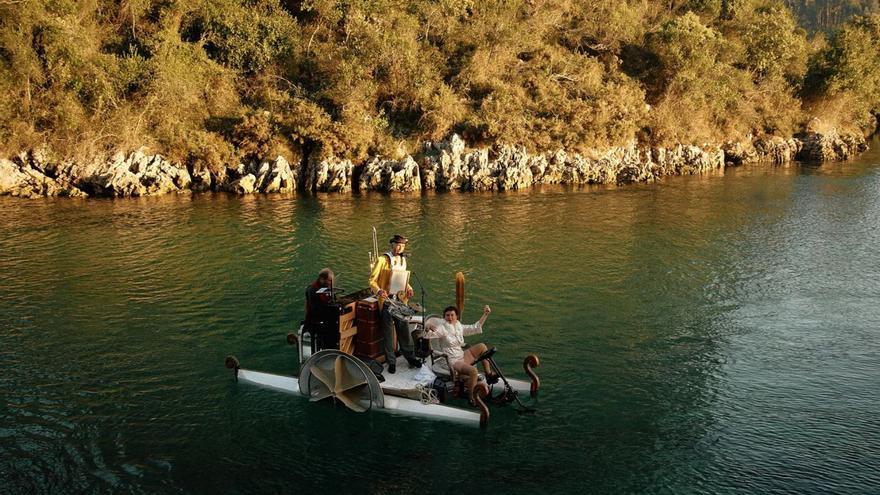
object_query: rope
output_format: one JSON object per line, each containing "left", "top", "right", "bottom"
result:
{"left": 513, "top": 391, "right": 536, "bottom": 413}
{"left": 415, "top": 384, "right": 440, "bottom": 405}
{"left": 489, "top": 379, "right": 536, "bottom": 413}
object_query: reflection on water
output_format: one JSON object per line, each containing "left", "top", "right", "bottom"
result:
{"left": 2, "top": 144, "right": 880, "bottom": 493}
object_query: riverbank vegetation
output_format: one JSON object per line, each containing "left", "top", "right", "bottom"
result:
{"left": 1, "top": 0, "right": 879, "bottom": 169}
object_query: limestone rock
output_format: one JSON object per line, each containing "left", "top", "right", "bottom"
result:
{"left": 754, "top": 137, "right": 801, "bottom": 164}
{"left": 138, "top": 154, "right": 191, "bottom": 194}
{"left": 102, "top": 166, "right": 146, "bottom": 196}
{"left": 261, "top": 156, "right": 297, "bottom": 193}
{"left": 651, "top": 145, "right": 723, "bottom": 176}
{"left": 798, "top": 131, "right": 867, "bottom": 162}
{"left": 209, "top": 166, "right": 229, "bottom": 191}
{"left": 615, "top": 147, "right": 654, "bottom": 184}
{"left": 421, "top": 134, "right": 468, "bottom": 191}
{"left": 0, "top": 123, "right": 873, "bottom": 199}
{"left": 536, "top": 151, "right": 566, "bottom": 184}
{"left": 359, "top": 156, "right": 421, "bottom": 192}
{"left": 359, "top": 158, "right": 385, "bottom": 191}
{"left": 228, "top": 173, "right": 257, "bottom": 194}
{"left": 306, "top": 156, "right": 353, "bottom": 192}
{"left": 562, "top": 154, "right": 592, "bottom": 184}
{"left": 190, "top": 165, "right": 213, "bottom": 192}
{"left": 420, "top": 156, "right": 437, "bottom": 190}
{"left": 494, "top": 146, "right": 534, "bottom": 191}
{"left": 617, "top": 146, "right": 656, "bottom": 184}
{"left": 722, "top": 141, "right": 759, "bottom": 165}
{"left": 80, "top": 150, "right": 191, "bottom": 197}
{"left": 387, "top": 156, "right": 421, "bottom": 192}
{"left": 723, "top": 136, "right": 802, "bottom": 166}
{"left": 462, "top": 149, "right": 494, "bottom": 191}
{"left": 251, "top": 161, "right": 273, "bottom": 191}
{"left": 0, "top": 158, "right": 86, "bottom": 198}
{"left": 616, "top": 165, "right": 643, "bottom": 184}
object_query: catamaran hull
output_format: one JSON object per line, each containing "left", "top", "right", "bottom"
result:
{"left": 233, "top": 366, "right": 484, "bottom": 427}
{"left": 489, "top": 377, "right": 532, "bottom": 396}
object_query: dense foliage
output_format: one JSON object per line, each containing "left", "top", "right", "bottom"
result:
{"left": 783, "top": 0, "right": 878, "bottom": 32}
{"left": 0, "top": 0, "right": 878, "bottom": 165}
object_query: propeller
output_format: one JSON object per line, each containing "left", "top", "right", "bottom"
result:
{"left": 303, "top": 352, "right": 382, "bottom": 412}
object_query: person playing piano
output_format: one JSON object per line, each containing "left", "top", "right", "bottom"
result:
{"left": 305, "top": 268, "right": 340, "bottom": 350}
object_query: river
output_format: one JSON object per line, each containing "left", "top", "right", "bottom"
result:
{"left": 2, "top": 142, "right": 880, "bottom": 494}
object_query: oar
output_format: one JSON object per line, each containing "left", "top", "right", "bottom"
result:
{"left": 455, "top": 271, "right": 465, "bottom": 319}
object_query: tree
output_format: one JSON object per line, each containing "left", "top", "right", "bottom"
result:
{"left": 744, "top": 7, "right": 808, "bottom": 82}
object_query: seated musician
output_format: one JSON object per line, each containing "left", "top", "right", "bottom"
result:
{"left": 305, "top": 268, "right": 340, "bottom": 350}
{"left": 422, "top": 304, "right": 494, "bottom": 404}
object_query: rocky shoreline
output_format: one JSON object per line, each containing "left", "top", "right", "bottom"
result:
{"left": 0, "top": 130, "right": 871, "bottom": 199}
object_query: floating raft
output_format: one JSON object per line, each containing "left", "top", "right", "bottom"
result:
{"left": 226, "top": 352, "right": 488, "bottom": 427}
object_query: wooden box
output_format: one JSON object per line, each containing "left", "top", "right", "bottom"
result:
{"left": 354, "top": 297, "right": 394, "bottom": 363}
{"left": 355, "top": 337, "right": 385, "bottom": 362}
{"left": 355, "top": 320, "right": 382, "bottom": 343}
{"left": 356, "top": 298, "right": 382, "bottom": 342}
{"left": 356, "top": 299, "right": 379, "bottom": 322}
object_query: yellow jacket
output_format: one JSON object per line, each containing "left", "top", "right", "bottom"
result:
{"left": 369, "top": 253, "right": 411, "bottom": 301}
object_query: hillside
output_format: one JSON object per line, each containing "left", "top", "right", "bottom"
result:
{"left": 1, "top": 0, "right": 879, "bottom": 173}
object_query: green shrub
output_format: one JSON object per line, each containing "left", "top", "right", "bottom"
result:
{"left": 186, "top": 130, "right": 236, "bottom": 173}
{"left": 744, "top": 7, "right": 808, "bottom": 82}
{"left": 232, "top": 111, "right": 278, "bottom": 161}
{"left": 820, "top": 14, "right": 880, "bottom": 108}
{"left": 185, "top": 0, "right": 300, "bottom": 74}
{"left": 803, "top": 14, "right": 880, "bottom": 130}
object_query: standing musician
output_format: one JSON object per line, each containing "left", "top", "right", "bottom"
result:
{"left": 368, "top": 234, "right": 421, "bottom": 373}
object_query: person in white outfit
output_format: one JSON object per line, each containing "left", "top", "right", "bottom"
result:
{"left": 422, "top": 304, "right": 493, "bottom": 404}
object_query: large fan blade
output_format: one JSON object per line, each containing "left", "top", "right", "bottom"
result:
{"left": 335, "top": 356, "right": 369, "bottom": 394}
{"left": 298, "top": 350, "right": 385, "bottom": 412}
{"left": 310, "top": 365, "right": 336, "bottom": 390}
{"left": 309, "top": 388, "right": 334, "bottom": 402}
{"left": 335, "top": 385, "right": 369, "bottom": 412}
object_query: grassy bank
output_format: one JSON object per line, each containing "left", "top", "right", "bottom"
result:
{"left": 1, "top": 0, "right": 879, "bottom": 170}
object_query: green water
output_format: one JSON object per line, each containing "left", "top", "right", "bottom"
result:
{"left": 2, "top": 146, "right": 880, "bottom": 494}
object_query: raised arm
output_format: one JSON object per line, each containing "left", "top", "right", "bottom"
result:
{"left": 462, "top": 305, "right": 491, "bottom": 337}
{"left": 477, "top": 305, "right": 491, "bottom": 326}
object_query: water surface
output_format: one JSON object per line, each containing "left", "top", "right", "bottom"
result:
{"left": 2, "top": 145, "right": 880, "bottom": 493}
